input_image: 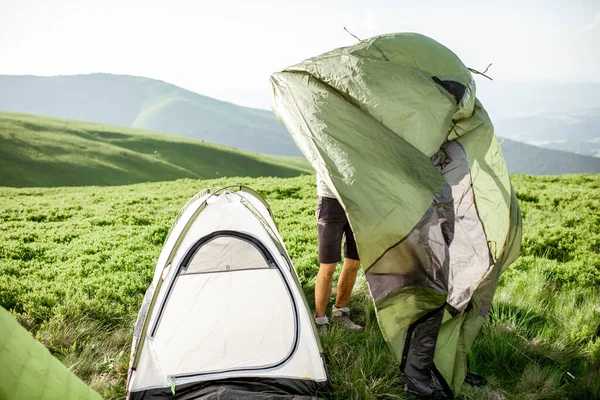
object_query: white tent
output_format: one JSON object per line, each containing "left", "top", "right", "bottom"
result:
{"left": 126, "top": 186, "right": 330, "bottom": 399}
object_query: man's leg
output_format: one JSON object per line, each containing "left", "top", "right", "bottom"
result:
{"left": 330, "top": 225, "right": 364, "bottom": 331}
{"left": 335, "top": 258, "right": 360, "bottom": 308}
{"left": 315, "top": 263, "right": 337, "bottom": 318}
{"left": 315, "top": 197, "right": 344, "bottom": 322}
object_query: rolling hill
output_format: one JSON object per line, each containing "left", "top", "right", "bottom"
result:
{"left": 4, "top": 76, "right": 599, "bottom": 161}
{"left": 2, "top": 111, "right": 600, "bottom": 188}
{"left": 0, "top": 74, "right": 300, "bottom": 156}
{"left": 2, "top": 73, "right": 600, "bottom": 177}
{"left": 0, "top": 111, "right": 311, "bottom": 187}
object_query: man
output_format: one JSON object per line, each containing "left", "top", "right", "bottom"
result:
{"left": 314, "top": 172, "right": 364, "bottom": 333}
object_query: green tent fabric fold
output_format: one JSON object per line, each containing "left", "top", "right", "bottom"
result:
{"left": 270, "top": 32, "right": 521, "bottom": 397}
{"left": 0, "top": 306, "right": 102, "bottom": 400}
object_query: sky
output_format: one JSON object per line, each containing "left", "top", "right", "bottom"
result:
{"left": 1, "top": 0, "right": 599, "bottom": 109}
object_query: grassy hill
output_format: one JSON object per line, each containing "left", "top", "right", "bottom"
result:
{"left": 0, "top": 175, "right": 598, "bottom": 399}
{"left": 3, "top": 74, "right": 600, "bottom": 174}
{"left": 3, "top": 110, "right": 600, "bottom": 187}
{"left": 0, "top": 111, "right": 311, "bottom": 187}
{"left": 0, "top": 74, "right": 299, "bottom": 155}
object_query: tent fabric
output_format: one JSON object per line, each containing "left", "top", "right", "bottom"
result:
{"left": 270, "top": 32, "right": 521, "bottom": 397}
{"left": 0, "top": 305, "right": 102, "bottom": 400}
{"left": 126, "top": 187, "right": 329, "bottom": 399}
{"left": 439, "top": 141, "right": 492, "bottom": 313}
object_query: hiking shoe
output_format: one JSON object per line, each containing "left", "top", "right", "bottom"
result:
{"left": 464, "top": 372, "right": 487, "bottom": 387}
{"left": 331, "top": 306, "right": 364, "bottom": 331}
{"left": 314, "top": 315, "right": 329, "bottom": 336}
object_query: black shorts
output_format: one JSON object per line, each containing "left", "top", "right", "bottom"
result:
{"left": 316, "top": 197, "right": 359, "bottom": 264}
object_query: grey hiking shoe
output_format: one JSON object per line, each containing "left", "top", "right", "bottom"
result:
{"left": 314, "top": 315, "right": 329, "bottom": 336}
{"left": 331, "top": 306, "right": 364, "bottom": 331}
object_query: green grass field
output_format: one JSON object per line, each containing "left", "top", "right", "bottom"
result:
{"left": 0, "top": 111, "right": 311, "bottom": 187}
{"left": 0, "top": 174, "right": 599, "bottom": 399}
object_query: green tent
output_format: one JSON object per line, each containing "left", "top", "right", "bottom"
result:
{"left": 0, "top": 306, "right": 102, "bottom": 400}
{"left": 270, "top": 33, "right": 522, "bottom": 398}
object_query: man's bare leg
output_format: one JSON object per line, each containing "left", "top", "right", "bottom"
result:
{"left": 331, "top": 257, "right": 364, "bottom": 331}
{"left": 315, "top": 263, "right": 337, "bottom": 318}
{"left": 335, "top": 258, "right": 361, "bottom": 308}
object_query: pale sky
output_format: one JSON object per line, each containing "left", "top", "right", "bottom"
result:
{"left": 1, "top": 0, "right": 599, "bottom": 109}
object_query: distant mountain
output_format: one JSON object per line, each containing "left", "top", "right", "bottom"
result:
{"left": 0, "top": 111, "right": 311, "bottom": 187}
{"left": 493, "top": 108, "right": 600, "bottom": 158}
{"left": 0, "top": 74, "right": 300, "bottom": 156}
{"left": 476, "top": 81, "right": 600, "bottom": 159}
{"left": 541, "top": 138, "right": 600, "bottom": 158}
{"left": 477, "top": 81, "right": 600, "bottom": 120}
{"left": 499, "top": 138, "right": 600, "bottom": 175}
{"left": 494, "top": 108, "right": 600, "bottom": 142}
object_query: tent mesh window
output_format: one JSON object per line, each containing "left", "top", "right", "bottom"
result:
{"left": 183, "top": 236, "right": 271, "bottom": 274}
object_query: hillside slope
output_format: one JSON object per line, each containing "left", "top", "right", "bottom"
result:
{"left": 0, "top": 111, "right": 311, "bottom": 187}
{"left": 0, "top": 74, "right": 299, "bottom": 156}
{"left": 3, "top": 111, "right": 600, "bottom": 188}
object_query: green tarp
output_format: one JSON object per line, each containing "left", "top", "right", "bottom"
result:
{"left": 0, "top": 306, "right": 101, "bottom": 400}
{"left": 271, "top": 32, "right": 521, "bottom": 397}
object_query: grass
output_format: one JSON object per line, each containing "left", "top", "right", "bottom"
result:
{"left": 0, "top": 174, "right": 599, "bottom": 399}
{"left": 0, "top": 111, "right": 311, "bottom": 187}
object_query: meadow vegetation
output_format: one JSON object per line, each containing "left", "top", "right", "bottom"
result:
{"left": 0, "top": 174, "right": 599, "bottom": 399}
